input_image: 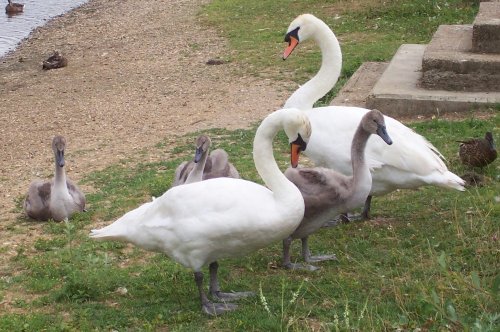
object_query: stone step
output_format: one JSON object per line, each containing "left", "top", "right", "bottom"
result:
{"left": 364, "top": 44, "right": 500, "bottom": 117}
{"left": 331, "top": 62, "right": 388, "bottom": 108}
{"left": 473, "top": 1, "right": 500, "bottom": 53}
{"left": 421, "top": 25, "right": 500, "bottom": 92}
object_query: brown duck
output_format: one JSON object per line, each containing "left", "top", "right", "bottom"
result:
{"left": 42, "top": 50, "right": 68, "bottom": 70}
{"left": 5, "top": 0, "right": 23, "bottom": 14}
{"left": 458, "top": 132, "right": 497, "bottom": 168}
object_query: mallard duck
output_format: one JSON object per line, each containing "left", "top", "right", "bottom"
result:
{"left": 42, "top": 50, "right": 68, "bottom": 70}
{"left": 458, "top": 132, "right": 497, "bottom": 168}
{"left": 24, "top": 136, "right": 86, "bottom": 222}
{"left": 5, "top": 0, "right": 23, "bottom": 14}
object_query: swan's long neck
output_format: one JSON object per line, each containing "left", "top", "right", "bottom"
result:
{"left": 185, "top": 150, "right": 209, "bottom": 184}
{"left": 284, "top": 20, "right": 342, "bottom": 110}
{"left": 350, "top": 125, "right": 372, "bottom": 190}
{"left": 54, "top": 161, "right": 68, "bottom": 191}
{"left": 253, "top": 112, "right": 300, "bottom": 199}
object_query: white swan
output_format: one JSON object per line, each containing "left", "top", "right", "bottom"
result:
{"left": 90, "top": 108, "right": 311, "bottom": 316}
{"left": 173, "top": 135, "right": 239, "bottom": 186}
{"left": 282, "top": 14, "right": 465, "bottom": 219}
{"left": 24, "top": 135, "right": 86, "bottom": 222}
{"left": 284, "top": 110, "right": 392, "bottom": 270}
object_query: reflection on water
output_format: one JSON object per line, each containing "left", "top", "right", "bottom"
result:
{"left": 0, "top": 0, "right": 88, "bottom": 58}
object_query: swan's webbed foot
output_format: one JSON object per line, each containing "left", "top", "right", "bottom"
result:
{"left": 208, "top": 261, "right": 254, "bottom": 304}
{"left": 212, "top": 290, "right": 255, "bottom": 301}
{"left": 284, "top": 262, "right": 320, "bottom": 271}
{"left": 202, "top": 301, "right": 238, "bottom": 316}
{"left": 322, "top": 219, "right": 341, "bottom": 228}
{"left": 305, "top": 254, "right": 337, "bottom": 263}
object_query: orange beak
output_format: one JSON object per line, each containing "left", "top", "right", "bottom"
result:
{"left": 283, "top": 36, "right": 299, "bottom": 59}
{"left": 290, "top": 142, "right": 301, "bottom": 168}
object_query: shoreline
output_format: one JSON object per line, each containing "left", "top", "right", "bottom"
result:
{"left": 0, "top": 0, "right": 289, "bottom": 223}
{"left": 0, "top": 0, "right": 90, "bottom": 59}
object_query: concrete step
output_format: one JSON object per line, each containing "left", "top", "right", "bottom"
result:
{"left": 364, "top": 44, "right": 500, "bottom": 117}
{"left": 331, "top": 62, "right": 388, "bottom": 107}
{"left": 473, "top": 1, "right": 500, "bottom": 53}
{"left": 421, "top": 25, "right": 500, "bottom": 92}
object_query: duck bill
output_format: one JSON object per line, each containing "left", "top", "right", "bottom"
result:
{"left": 290, "top": 143, "right": 302, "bottom": 168}
{"left": 283, "top": 36, "right": 299, "bottom": 59}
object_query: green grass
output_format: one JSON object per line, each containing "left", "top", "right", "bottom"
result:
{"left": 1, "top": 113, "right": 498, "bottom": 331}
{"left": 2, "top": 0, "right": 499, "bottom": 331}
{"left": 200, "top": 0, "right": 478, "bottom": 105}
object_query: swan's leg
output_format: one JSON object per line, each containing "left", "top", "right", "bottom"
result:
{"left": 361, "top": 195, "right": 372, "bottom": 220}
{"left": 282, "top": 236, "right": 299, "bottom": 269}
{"left": 208, "top": 261, "right": 254, "bottom": 301}
{"left": 302, "top": 237, "right": 337, "bottom": 264}
{"left": 281, "top": 236, "right": 317, "bottom": 271}
{"left": 194, "top": 271, "right": 237, "bottom": 316}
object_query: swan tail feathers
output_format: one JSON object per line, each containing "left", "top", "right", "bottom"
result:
{"left": 438, "top": 171, "right": 466, "bottom": 191}
{"left": 89, "top": 219, "right": 129, "bottom": 242}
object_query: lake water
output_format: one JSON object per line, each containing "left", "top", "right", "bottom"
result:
{"left": 0, "top": 0, "right": 89, "bottom": 58}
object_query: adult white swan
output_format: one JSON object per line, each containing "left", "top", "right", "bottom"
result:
{"left": 282, "top": 14, "right": 464, "bottom": 219}
{"left": 90, "top": 107, "right": 311, "bottom": 316}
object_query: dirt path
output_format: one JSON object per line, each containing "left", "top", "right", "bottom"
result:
{"left": 0, "top": 0, "right": 289, "bottom": 222}
{"left": 0, "top": 0, "right": 292, "bottom": 280}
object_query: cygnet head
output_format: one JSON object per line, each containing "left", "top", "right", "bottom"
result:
{"left": 283, "top": 14, "right": 321, "bottom": 59}
{"left": 52, "top": 135, "right": 66, "bottom": 168}
{"left": 194, "top": 135, "right": 211, "bottom": 163}
{"left": 362, "top": 110, "right": 393, "bottom": 145}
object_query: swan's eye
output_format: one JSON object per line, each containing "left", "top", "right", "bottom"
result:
{"left": 284, "top": 27, "right": 300, "bottom": 43}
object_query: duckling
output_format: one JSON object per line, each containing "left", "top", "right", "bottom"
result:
{"left": 5, "top": 0, "right": 24, "bottom": 14}
{"left": 458, "top": 132, "right": 497, "bottom": 168}
{"left": 24, "top": 136, "right": 86, "bottom": 221}
{"left": 42, "top": 50, "right": 68, "bottom": 70}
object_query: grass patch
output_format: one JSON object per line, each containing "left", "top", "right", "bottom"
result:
{"left": 201, "top": 0, "right": 478, "bottom": 104}
{"left": 1, "top": 113, "right": 498, "bottom": 330}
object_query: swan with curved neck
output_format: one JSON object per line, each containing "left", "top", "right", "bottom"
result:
{"left": 90, "top": 108, "right": 311, "bottom": 316}
{"left": 283, "top": 110, "right": 392, "bottom": 270}
{"left": 173, "top": 135, "right": 239, "bottom": 186}
{"left": 283, "top": 14, "right": 341, "bottom": 110}
{"left": 282, "top": 14, "right": 464, "bottom": 219}
{"left": 24, "top": 136, "right": 86, "bottom": 222}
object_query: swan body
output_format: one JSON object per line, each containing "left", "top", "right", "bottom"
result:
{"left": 458, "top": 132, "right": 497, "bottom": 168}
{"left": 283, "top": 14, "right": 465, "bottom": 218}
{"left": 173, "top": 135, "right": 239, "bottom": 186}
{"left": 284, "top": 110, "right": 393, "bottom": 270}
{"left": 90, "top": 107, "right": 311, "bottom": 315}
{"left": 5, "top": 0, "right": 24, "bottom": 14}
{"left": 24, "top": 136, "right": 86, "bottom": 222}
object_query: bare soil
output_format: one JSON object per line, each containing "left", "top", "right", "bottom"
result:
{"left": 0, "top": 0, "right": 290, "bottom": 286}
{"left": 0, "top": 0, "right": 292, "bottom": 220}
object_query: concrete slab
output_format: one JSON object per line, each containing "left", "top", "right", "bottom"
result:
{"left": 365, "top": 44, "right": 500, "bottom": 117}
{"left": 422, "top": 25, "right": 500, "bottom": 91}
{"left": 330, "top": 62, "right": 388, "bottom": 107}
{"left": 473, "top": 1, "right": 500, "bottom": 53}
